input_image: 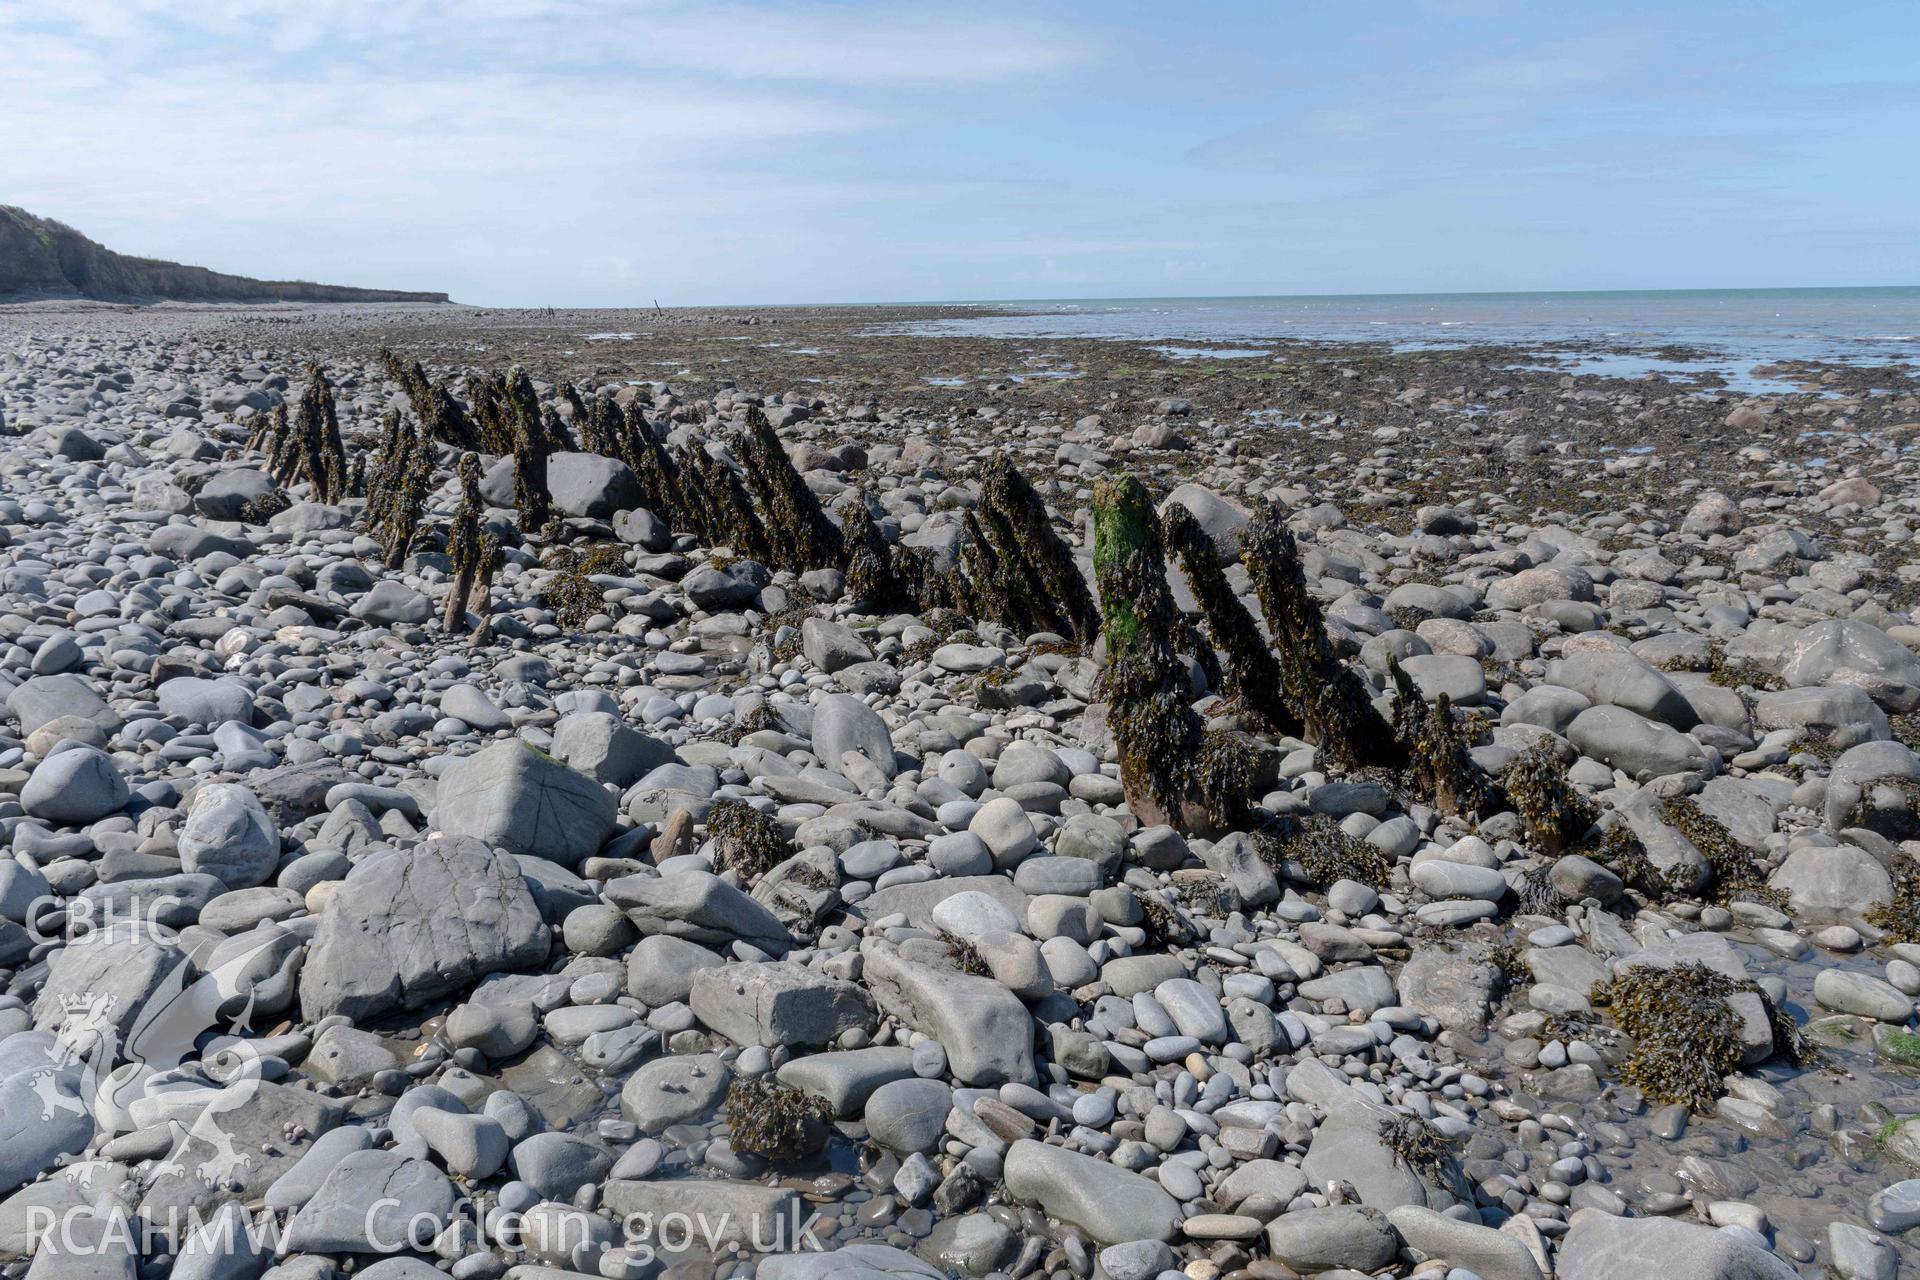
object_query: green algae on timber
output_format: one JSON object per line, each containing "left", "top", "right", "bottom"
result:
{"left": 1092, "top": 474, "right": 1249, "bottom": 835}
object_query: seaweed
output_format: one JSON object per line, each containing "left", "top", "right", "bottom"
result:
{"left": 839, "top": 489, "right": 912, "bottom": 612}
{"left": 502, "top": 366, "right": 553, "bottom": 532}
{"left": 706, "top": 799, "right": 790, "bottom": 883}
{"left": 1664, "top": 796, "right": 1786, "bottom": 909}
{"left": 443, "top": 453, "right": 493, "bottom": 634}
{"left": 735, "top": 406, "right": 845, "bottom": 574}
{"left": 725, "top": 1078, "right": 832, "bottom": 1164}
{"left": 1379, "top": 1113, "right": 1458, "bottom": 1187}
{"left": 1281, "top": 819, "right": 1392, "bottom": 890}
{"left": 1591, "top": 963, "right": 1745, "bottom": 1110}
{"left": 366, "top": 407, "right": 437, "bottom": 568}
{"left": 1592, "top": 962, "right": 1816, "bottom": 1111}
{"left": 976, "top": 457, "right": 1100, "bottom": 644}
{"left": 941, "top": 932, "right": 992, "bottom": 978}
{"left": 1866, "top": 853, "right": 1920, "bottom": 945}
{"left": 260, "top": 365, "right": 349, "bottom": 503}
{"left": 539, "top": 541, "right": 626, "bottom": 628}
{"left": 1501, "top": 743, "right": 1595, "bottom": 855}
{"left": 381, "top": 348, "right": 478, "bottom": 450}
{"left": 1585, "top": 822, "right": 1665, "bottom": 899}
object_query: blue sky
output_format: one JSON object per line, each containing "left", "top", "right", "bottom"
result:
{"left": 4, "top": 1, "right": 1916, "bottom": 305}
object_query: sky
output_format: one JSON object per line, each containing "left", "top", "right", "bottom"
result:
{"left": 3, "top": 0, "right": 1917, "bottom": 306}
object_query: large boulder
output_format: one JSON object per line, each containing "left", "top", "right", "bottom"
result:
{"left": 0, "top": 1033, "right": 94, "bottom": 1194}
{"left": 812, "top": 693, "right": 897, "bottom": 778}
{"left": 605, "top": 870, "right": 794, "bottom": 954}
{"left": 1567, "top": 705, "right": 1706, "bottom": 779}
{"left": 6, "top": 674, "right": 123, "bottom": 738}
{"left": 1781, "top": 619, "right": 1920, "bottom": 711}
{"left": 1555, "top": 1212, "right": 1794, "bottom": 1280}
{"left": 1002, "top": 1139, "right": 1181, "bottom": 1245}
{"left": 547, "top": 452, "right": 643, "bottom": 518}
{"left": 21, "top": 745, "right": 127, "bottom": 824}
{"left": 1769, "top": 843, "right": 1892, "bottom": 921}
{"left": 1161, "top": 484, "right": 1251, "bottom": 561}
{"left": 549, "top": 712, "right": 675, "bottom": 787}
{"left": 283, "top": 1150, "right": 456, "bottom": 1254}
{"left": 298, "top": 836, "right": 550, "bottom": 1020}
{"left": 157, "top": 676, "right": 255, "bottom": 726}
{"left": 432, "top": 741, "right": 617, "bottom": 868}
{"left": 178, "top": 783, "right": 280, "bottom": 889}
{"left": 1547, "top": 651, "right": 1699, "bottom": 729}
{"left": 690, "top": 961, "right": 875, "bottom": 1049}
{"left": 863, "top": 948, "right": 1034, "bottom": 1085}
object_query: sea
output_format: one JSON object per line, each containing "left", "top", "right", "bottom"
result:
{"left": 879, "top": 287, "right": 1920, "bottom": 394}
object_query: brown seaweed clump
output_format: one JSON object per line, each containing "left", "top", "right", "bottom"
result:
{"left": 973, "top": 458, "right": 1100, "bottom": 644}
{"left": 1388, "top": 659, "right": 1488, "bottom": 818}
{"left": 1379, "top": 1113, "right": 1459, "bottom": 1188}
{"left": 941, "top": 932, "right": 992, "bottom": 978}
{"left": 1285, "top": 819, "right": 1392, "bottom": 890}
{"left": 1092, "top": 475, "right": 1249, "bottom": 834}
{"left": 1239, "top": 505, "right": 1404, "bottom": 771}
{"left": 1585, "top": 821, "right": 1666, "bottom": 899}
{"left": 1867, "top": 852, "right": 1920, "bottom": 944}
{"left": 724, "top": 1078, "right": 831, "bottom": 1164}
{"left": 1592, "top": 963, "right": 1746, "bottom": 1110}
{"left": 1591, "top": 962, "right": 1815, "bottom": 1110}
{"left": 1160, "top": 501, "right": 1300, "bottom": 736}
{"left": 839, "top": 489, "right": 913, "bottom": 612}
{"left": 1501, "top": 743, "right": 1596, "bottom": 855}
{"left": 1664, "top": 796, "right": 1786, "bottom": 909}
{"left": 706, "top": 799, "right": 790, "bottom": 883}
{"left": 539, "top": 543, "right": 625, "bottom": 629}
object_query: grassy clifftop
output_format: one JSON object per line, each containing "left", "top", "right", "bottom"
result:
{"left": 0, "top": 206, "right": 450, "bottom": 303}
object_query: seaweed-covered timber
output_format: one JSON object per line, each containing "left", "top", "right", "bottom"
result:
{"left": 245, "top": 400, "right": 290, "bottom": 473}
{"left": 974, "top": 457, "right": 1101, "bottom": 644}
{"left": 365, "top": 408, "right": 437, "bottom": 568}
{"left": 381, "top": 347, "right": 478, "bottom": 449}
{"left": 839, "top": 487, "right": 914, "bottom": 612}
{"left": 1240, "top": 503, "right": 1406, "bottom": 772}
{"left": 1092, "top": 473, "right": 1252, "bottom": 834}
{"left": 1502, "top": 741, "right": 1596, "bottom": 855}
{"left": 1162, "top": 500, "right": 1302, "bottom": 735}
{"left": 502, "top": 366, "right": 554, "bottom": 533}
{"left": 1388, "top": 657, "right": 1490, "bottom": 818}
{"left": 735, "top": 406, "right": 846, "bottom": 573}
{"left": 257, "top": 364, "right": 349, "bottom": 504}
{"left": 461, "top": 371, "right": 517, "bottom": 454}
{"left": 442, "top": 453, "right": 488, "bottom": 634}
{"left": 466, "top": 531, "right": 502, "bottom": 646}
{"left": 675, "top": 440, "right": 773, "bottom": 562}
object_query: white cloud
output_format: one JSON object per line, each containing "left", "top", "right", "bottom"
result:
{"left": 0, "top": 1, "right": 1097, "bottom": 299}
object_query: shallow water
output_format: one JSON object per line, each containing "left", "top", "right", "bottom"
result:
{"left": 879, "top": 287, "right": 1920, "bottom": 395}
